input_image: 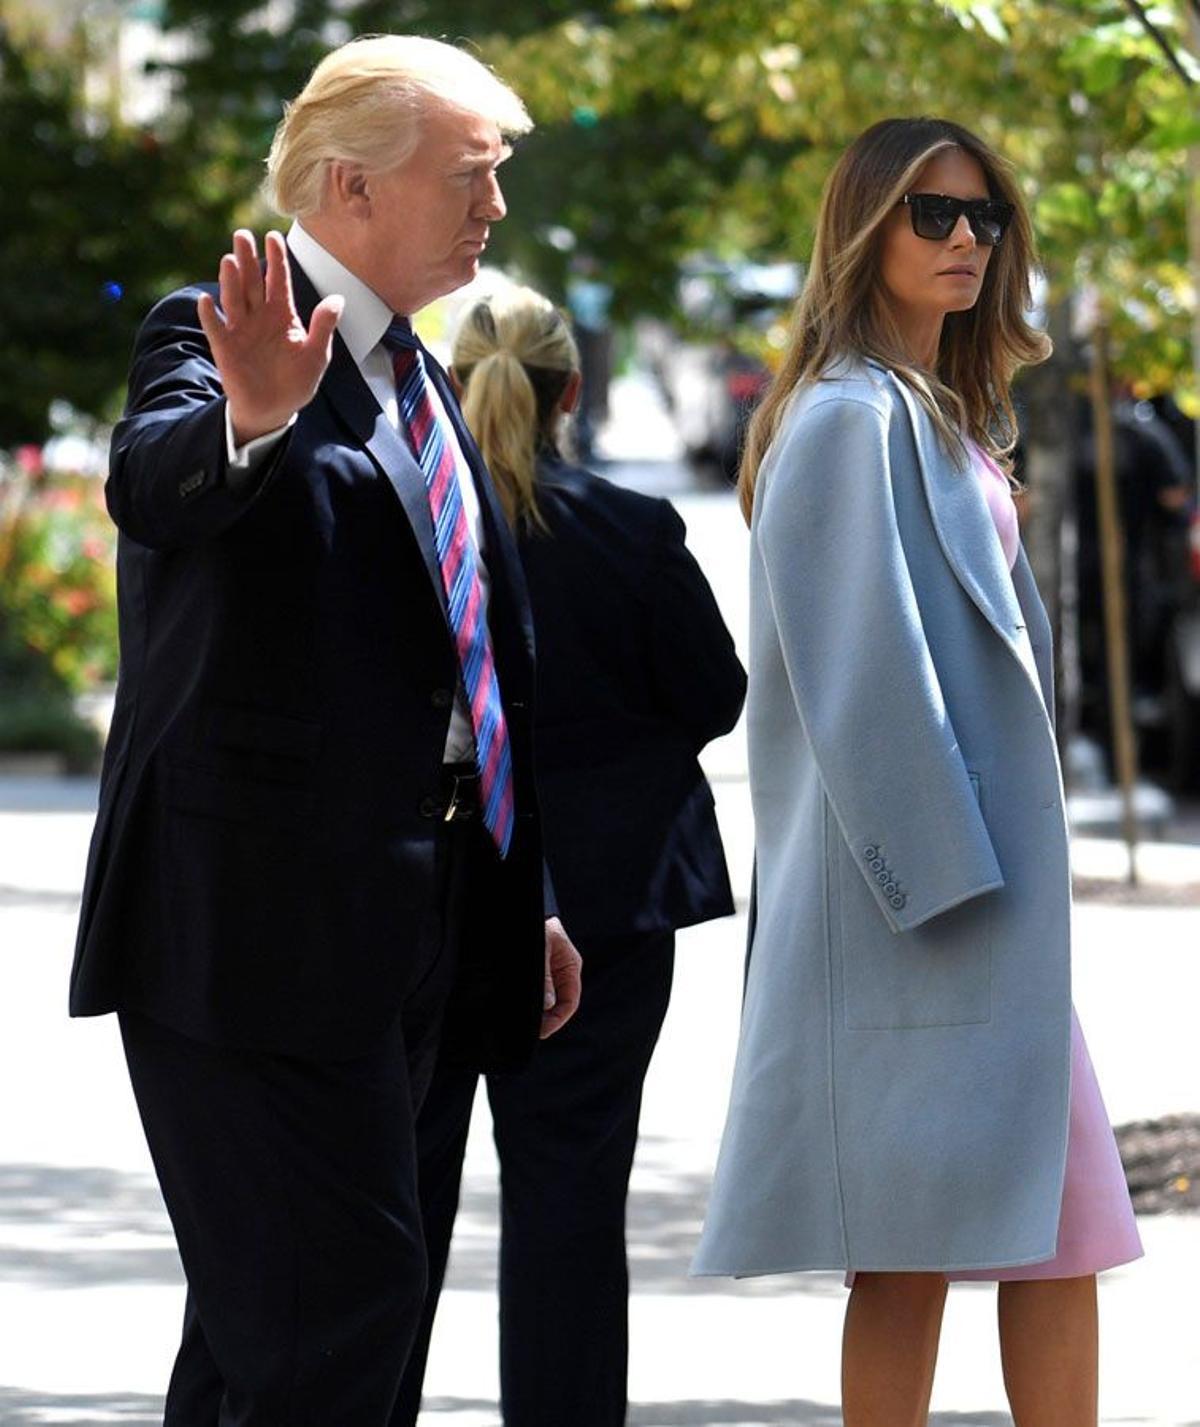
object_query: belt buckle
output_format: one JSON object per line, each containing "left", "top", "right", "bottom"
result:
{"left": 444, "top": 770, "right": 476, "bottom": 822}
{"left": 444, "top": 774, "right": 463, "bottom": 823}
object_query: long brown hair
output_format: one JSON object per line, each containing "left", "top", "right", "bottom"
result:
{"left": 451, "top": 286, "right": 578, "bottom": 532}
{"left": 738, "top": 117, "right": 1050, "bottom": 524}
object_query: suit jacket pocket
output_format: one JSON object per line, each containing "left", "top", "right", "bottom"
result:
{"left": 166, "top": 759, "right": 316, "bottom": 826}
{"left": 833, "top": 787, "right": 993, "bottom": 1030}
{"left": 206, "top": 704, "right": 322, "bottom": 763}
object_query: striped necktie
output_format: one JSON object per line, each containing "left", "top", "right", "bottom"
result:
{"left": 383, "top": 318, "right": 514, "bottom": 858}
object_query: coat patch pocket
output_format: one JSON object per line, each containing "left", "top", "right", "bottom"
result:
{"left": 835, "top": 787, "right": 993, "bottom": 1030}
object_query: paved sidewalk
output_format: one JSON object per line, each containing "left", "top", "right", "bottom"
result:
{"left": 1, "top": 470, "right": 1197, "bottom": 1424}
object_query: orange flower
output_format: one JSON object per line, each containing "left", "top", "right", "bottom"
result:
{"left": 57, "top": 589, "right": 96, "bottom": 617}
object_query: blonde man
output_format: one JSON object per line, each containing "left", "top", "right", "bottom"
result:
{"left": 71, "top": 35, "right": 580, "bottom": 1424}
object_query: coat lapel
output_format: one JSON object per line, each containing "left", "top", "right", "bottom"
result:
{"left": 1011, "top": 549, "right": 1056, "bottom": 724}
{"left": 886, "top": 373, "right": 1044, "bottom": 703}
{"left": 289, "top": 257, "right": 449, "bottom": 623}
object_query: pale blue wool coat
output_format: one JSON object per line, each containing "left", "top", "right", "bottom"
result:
{"left": 693, "top": 362, "right": 1073, "bottom": 1276}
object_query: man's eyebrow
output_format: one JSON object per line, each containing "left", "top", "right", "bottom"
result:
{"left": 452, "top": 143, "right": 513, "bottom": 167}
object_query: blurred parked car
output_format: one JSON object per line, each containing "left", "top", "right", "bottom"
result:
{"left": 643, "top": 260, "right": 800, "bottom": 481}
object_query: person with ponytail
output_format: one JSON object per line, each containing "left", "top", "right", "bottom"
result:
{"left": 693, "top": 118, "right": 1140, "bottom": 1425}
{"left": 393, "top": 284, "right": 747, "bottom": 1427}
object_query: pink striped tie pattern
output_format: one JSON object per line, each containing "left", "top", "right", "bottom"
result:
{"left": 384, "top": 320, "right": 514, "bottom": 857}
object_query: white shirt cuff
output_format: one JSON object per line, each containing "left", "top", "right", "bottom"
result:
{"left": 224, "top": 406, "right": 296, "bottom": 472}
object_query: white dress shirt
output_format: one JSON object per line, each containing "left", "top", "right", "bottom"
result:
{"left": 224, "top": 222, "right": 490, "bottom": 762}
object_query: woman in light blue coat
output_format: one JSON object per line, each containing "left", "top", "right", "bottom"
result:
{"left": 694, "top": 119, "right": 1141, "bottom": 1426}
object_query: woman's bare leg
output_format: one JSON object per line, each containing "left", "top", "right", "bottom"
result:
{"left": 842, "top": 1271, "right": 948, "bottom": 1427}
{"left": 998, "top": 1275, "right": 1098, "bottom": 1427}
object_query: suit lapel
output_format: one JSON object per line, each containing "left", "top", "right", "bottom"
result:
{"left": 289, "top": 256, "right": 449, "bottom": 623}
{"left": 886, "top": 372, "right": 1044, "bottom": 702}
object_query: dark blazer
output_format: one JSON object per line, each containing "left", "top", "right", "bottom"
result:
{"left": 70, "top": 259, "right": 549, "bottom": 1068}
{"left": 520, "top": 456, "right": 745, "bottom": 939}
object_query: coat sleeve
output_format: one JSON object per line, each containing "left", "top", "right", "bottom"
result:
{"left": 755, "top": 394, "right": 1004, "bottom": 934}
{"left": 647, "top": 501, "right": 747, "bottom": 747}
{"left": 105, "top": 288, "right": 291, "bottom": 550}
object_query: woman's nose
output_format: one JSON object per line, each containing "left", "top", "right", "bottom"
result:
{"left": 948, "top": 212, "right": 977, "bottom": 248}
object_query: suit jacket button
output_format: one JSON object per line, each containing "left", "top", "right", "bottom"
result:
{"left": 431, "top": 688, "right": 453, "bottom": 710}
{"left": 870, "top": 857, "right": 885, "bottom": 873}
{"left": 876, "top": 870, "right": 888, "bottom": 885}
{"left": 891, "top": 893, "right": 907, "bottom": 910}
{"left": 419, "top": 796, "right": 442, "bottom": 818}
{"left": 864, "top": 845, "right": 879, "bottom": 860}
{"left": 884, "top": 880, "right": 898, "bottom": 896}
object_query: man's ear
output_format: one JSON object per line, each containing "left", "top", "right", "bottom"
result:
{"left": 328, "top": 161, "right": 371, "bottom": 216}
{"left": 561, "top": 370, "right": 582, "bottom": 415}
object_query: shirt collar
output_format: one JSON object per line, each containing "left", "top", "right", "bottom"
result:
{"left": 286, "top": 222, "right": 394, "bottom": 366}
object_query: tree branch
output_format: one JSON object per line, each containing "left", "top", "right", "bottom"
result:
{"left": 1120, "top": 0, "right": 1194, "bottom": 85}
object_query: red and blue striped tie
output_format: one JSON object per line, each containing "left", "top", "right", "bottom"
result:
{"left": 384, "top": 319, "right": 514, "bottom": 858}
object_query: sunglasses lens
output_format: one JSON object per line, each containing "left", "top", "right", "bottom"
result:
{"left": 971, "top": 202, "right": 1012, "bottom": 246}
{"left": 911, "top": 197, "right": 958, "bottom": 240}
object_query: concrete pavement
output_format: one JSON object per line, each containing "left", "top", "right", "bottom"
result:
{"left": 1, "top": 374, "right": 1198, "bottom": 1424}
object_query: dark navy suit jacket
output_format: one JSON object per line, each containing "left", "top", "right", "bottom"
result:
{"left": 520, "top": 457, "right": 745, "bottom": 940}
{"left": 70, "top": 259, "right": 549, "bottom": 1067}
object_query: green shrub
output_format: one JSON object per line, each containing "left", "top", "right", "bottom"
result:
{"left": 0, "top": 463, "right": 118, "bottom": 695}
{"left": 0, "top": 456, "right": 116, "bottom": 768}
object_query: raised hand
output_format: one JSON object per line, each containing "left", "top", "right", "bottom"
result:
{"left": 197, "top": 229, "right": 344, "bottom": 446}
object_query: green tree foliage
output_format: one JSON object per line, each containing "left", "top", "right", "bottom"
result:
{"left": 6, "top": 0, "right": 1195, "bottom": 438}
{"left": 483, "top": 0, "right": 1196, "bottom": 398}
{"left": 0, "top": 23, "right": 234, "bottom": 443}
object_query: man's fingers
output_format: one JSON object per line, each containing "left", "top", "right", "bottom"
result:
{"left": 232, "top": 230, "right": 262, "bottom": 312}
{"left": 539, "top": 930, "right": 582, "bottom": 1039}
{"left": 263, "top": 230, "right": 295, "bottom": 313}
{"left": 218, "top": 254, "right": 244, "bottom": 326}
{"left": 196, "top": 292, "right": 225, "bottom": 352}
{"left": 540, "top": 969, "right": 580, "bottom": 1038}
{"left": 306, "top": 294, "right": 344, "bottom": 354}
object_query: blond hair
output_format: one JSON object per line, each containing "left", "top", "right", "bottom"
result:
{"left": 738, "top": 117, "right": 1050, "bottom": 524}
{"left": 451, "top": 286, "right": 579, "bottom": 532}
{"left": 265, "top": 35, "right": 533, "bottom": 218}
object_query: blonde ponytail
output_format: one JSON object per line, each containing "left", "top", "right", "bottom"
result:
{"left": 451, "top": 286, "right": 580, "bottom": 533}
{"left": 460, "top": 350, "right": 541, "bottom": 529}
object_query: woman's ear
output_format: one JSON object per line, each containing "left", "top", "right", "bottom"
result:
{"left": 560, "top": 370, "right": 583, "bottom": 415}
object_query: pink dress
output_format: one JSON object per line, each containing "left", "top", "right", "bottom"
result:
{"left": 950, "top": 446, "right": 1142, "bottom": 1280}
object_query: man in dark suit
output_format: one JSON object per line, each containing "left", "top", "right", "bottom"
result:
{"left": 69, "top": 35, "right": 580, "bottom": 1426}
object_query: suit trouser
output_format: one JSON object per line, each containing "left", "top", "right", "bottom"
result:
{"left": 120, "top": 819, "right": 472, "bottom": 1427}
{"left": 391, "top": 929, "right": 675, "bottom": 1427}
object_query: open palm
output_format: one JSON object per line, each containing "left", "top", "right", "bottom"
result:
{"left": 197, "top": 229, "right": 344, "bottom": 446}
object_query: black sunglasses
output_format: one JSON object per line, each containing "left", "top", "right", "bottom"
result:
{"left": 901, "top": 193, "right": 1015, "bottom": 246}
